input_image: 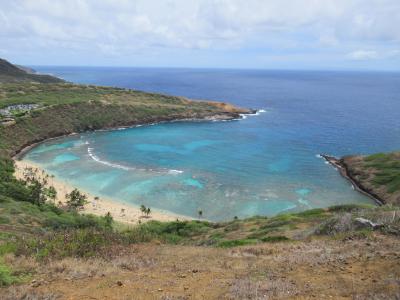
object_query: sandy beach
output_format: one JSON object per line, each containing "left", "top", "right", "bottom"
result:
{"left": 14, "top": 159, "right": 191, "bottom": 225}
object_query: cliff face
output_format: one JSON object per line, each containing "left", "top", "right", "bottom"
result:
{"left": 0, "top": 58, "right": 63, "bottom": 83}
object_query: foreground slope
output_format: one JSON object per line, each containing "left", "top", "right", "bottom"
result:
{"left": 1, "top": 192, "right": 399, "bottom": 299}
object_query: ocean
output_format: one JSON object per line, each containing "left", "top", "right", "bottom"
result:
{"left": 24, "top": 67, "right": 400, "bottom": 220}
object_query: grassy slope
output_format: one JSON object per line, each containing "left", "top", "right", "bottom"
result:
{"left": 341, "top": 152, "right": 400, "bottom": 206}
{"left": 0, "top": 58, "right": 63, "bottom": 84}
{"left": 1, "top": 190, "right": 400, "bottom": 298}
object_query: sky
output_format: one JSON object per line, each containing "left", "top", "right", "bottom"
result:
{"left": 0, "top": 0, "right": 399, "bottom": 70}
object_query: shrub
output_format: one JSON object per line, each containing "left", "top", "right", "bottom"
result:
{"left": 16, "top": 228, "right": 125, "bottom": 260}
{"left": 0, "top": 261, "right": 17, "bottom": 287}
{"left": 296, "top": 208, "right": 325, "bottom": 218}
{"left": 260, "top": 236, "right": 289, "bottom": 243}
{"left": 65, "top": 189, "right": 88, "bottom": 211}
{"left": 217, "top": 239, "right": 258, "bottom": 248}
{"left": 327, "top": 204, "right": 371, "bottom": 213}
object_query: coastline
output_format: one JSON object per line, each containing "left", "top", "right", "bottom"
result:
{"left": 14, "top": 159, "right": 191, "bottom": 225}
{"left": 321, "top": 154, "right": 384, "bottom": 205}
{"left": 12, "top": 111, "right": 257, "bottom": 160}
{"left": 11, "top": 110, "right": 258, "bottom": 225}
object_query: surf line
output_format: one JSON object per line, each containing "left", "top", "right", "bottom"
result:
{"left": 86, "top": 143, "right": 184, "bottom": 175}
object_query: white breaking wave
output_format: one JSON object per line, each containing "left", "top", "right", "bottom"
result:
{"left": 239, "top": 108, "right": 267, "bottom": 120}
{"left": 168, "top": 169, "right": 184, "bottom": 175}
{"left": 87, "top": 147, "right": 133, "bottom": 171}
{"left": 87, "top": 144, "right": 183, "bottom": 175}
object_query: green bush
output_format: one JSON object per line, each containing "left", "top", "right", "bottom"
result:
{"left": 260, "top": 236, "right": 289, "bottom": 243}
{"left": 327, "top": 204, "right": 371, "bottom": 213}
{"left": 136, "top": 220, "right": 210, "bottom": 237}
{"left": 296, "top": 208, "right": 326, "bottom": 218}
{"left": 217, "top": 239, "right": 258, "bottom": 248}
{"left": 0, "top": 261, "right": 17, "bottom": 287}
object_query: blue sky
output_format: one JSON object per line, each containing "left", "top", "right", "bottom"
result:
{"left": 0, "top": 0, "right": 399, "bottom": 70}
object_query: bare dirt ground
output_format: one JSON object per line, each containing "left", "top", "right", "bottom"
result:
{"left": 3, "top": 233, "right": 400, "bottom": 300}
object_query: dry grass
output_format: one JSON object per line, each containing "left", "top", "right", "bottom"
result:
{"left": 2, "top": 233, "right": 399, "bottom": 299}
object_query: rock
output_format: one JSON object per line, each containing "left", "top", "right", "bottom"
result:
{"left": 31, "top": 280, "right": 41, "bottom": 288}
{"left": 355, "top": 217, "right": 383, "bottom": 230}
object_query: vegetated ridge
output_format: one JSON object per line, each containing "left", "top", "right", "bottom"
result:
{"left": 0, "top": 58, "right": 63, "bottom": 84}
{"left": 322, "top": 153, "right": 400, "bottom": 206}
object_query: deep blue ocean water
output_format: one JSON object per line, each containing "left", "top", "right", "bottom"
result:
{"left": 24, "top": 67, "right": 400, "bottom": 220}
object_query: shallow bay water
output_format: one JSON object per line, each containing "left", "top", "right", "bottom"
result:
{"left": 25, "top": 68, "right": 400, "bottom": 220}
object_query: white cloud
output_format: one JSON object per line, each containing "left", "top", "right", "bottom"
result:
{"left": 347, "top": 49, "right": 400, "bottom": 61}
{"left": 0, "top": 0, "right": 399, "bottom": 68}
{"left": 348, "top": 50, "right": 378, "bottom": 60}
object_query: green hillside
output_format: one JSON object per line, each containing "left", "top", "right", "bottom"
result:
{"left": 0, "top": 58, "right": 63, "bottom": 84}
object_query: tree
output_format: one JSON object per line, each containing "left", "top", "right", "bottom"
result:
{"left": 140, "top": 204, "right": 147, "bottom": 216}
{"left": 65, "top": 188, "right": 87, "bottom": 211}
{"left": 145, "top": 207, "right": 151, "bottom": 217}
{"left": 22, "top": 167, "right": 54, "bottom": 206}
{"left": 104, "top": 212, "right": 113, "bottom": 229}
{"left": 28, "top": 179, "right": 46, "bottom": 205}
{"left": 45, "top": 186, "right": 57, "bottom": 203}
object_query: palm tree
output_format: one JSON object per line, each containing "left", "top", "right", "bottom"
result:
{"left": 146, "top": 207, "right": 151, "bottom": 217}
{"left": 140, "top": 204, "right": 147, "bottom": 216}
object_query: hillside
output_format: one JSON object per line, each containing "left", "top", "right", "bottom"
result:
{"left": 0, "top": 82, "right": 252, "bottom": 158}
{"left": 323, "top": 153, "right": 400, "bottom": 206}
{"left": 1, "top": 182, "right": 399, "bottom": 299}
{"left": 0, "top": 59, "right": 63, "bottom": 84}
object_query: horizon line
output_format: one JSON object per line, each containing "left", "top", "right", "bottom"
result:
{"left": 28, "top": 64, "right": 400, "bottom": 73}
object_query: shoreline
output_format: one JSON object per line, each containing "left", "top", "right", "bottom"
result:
{"left": 13, "top": 111, "right": 257, "bottom": 160}
{"left": 320, "top": 154, "right": 384, "bottom": 206}
{"left": 11, "top": 110, "right": 259, "bottom": 225}
{"left": 14, "top": 159, "right": 192, "bottom": 225}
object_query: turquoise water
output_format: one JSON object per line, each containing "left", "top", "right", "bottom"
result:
{"left": 25, "top": 68, "right": 400, "bottom": 220}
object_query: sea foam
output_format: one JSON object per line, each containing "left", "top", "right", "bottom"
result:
{"left": 87, "top": 143, "right": 183, "bottom": 175}
{"left": 239, "top": 108, "right": 267, "bottom": 120}
{"left": 87, "top": 147, "right": 133, "bottom": 171}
